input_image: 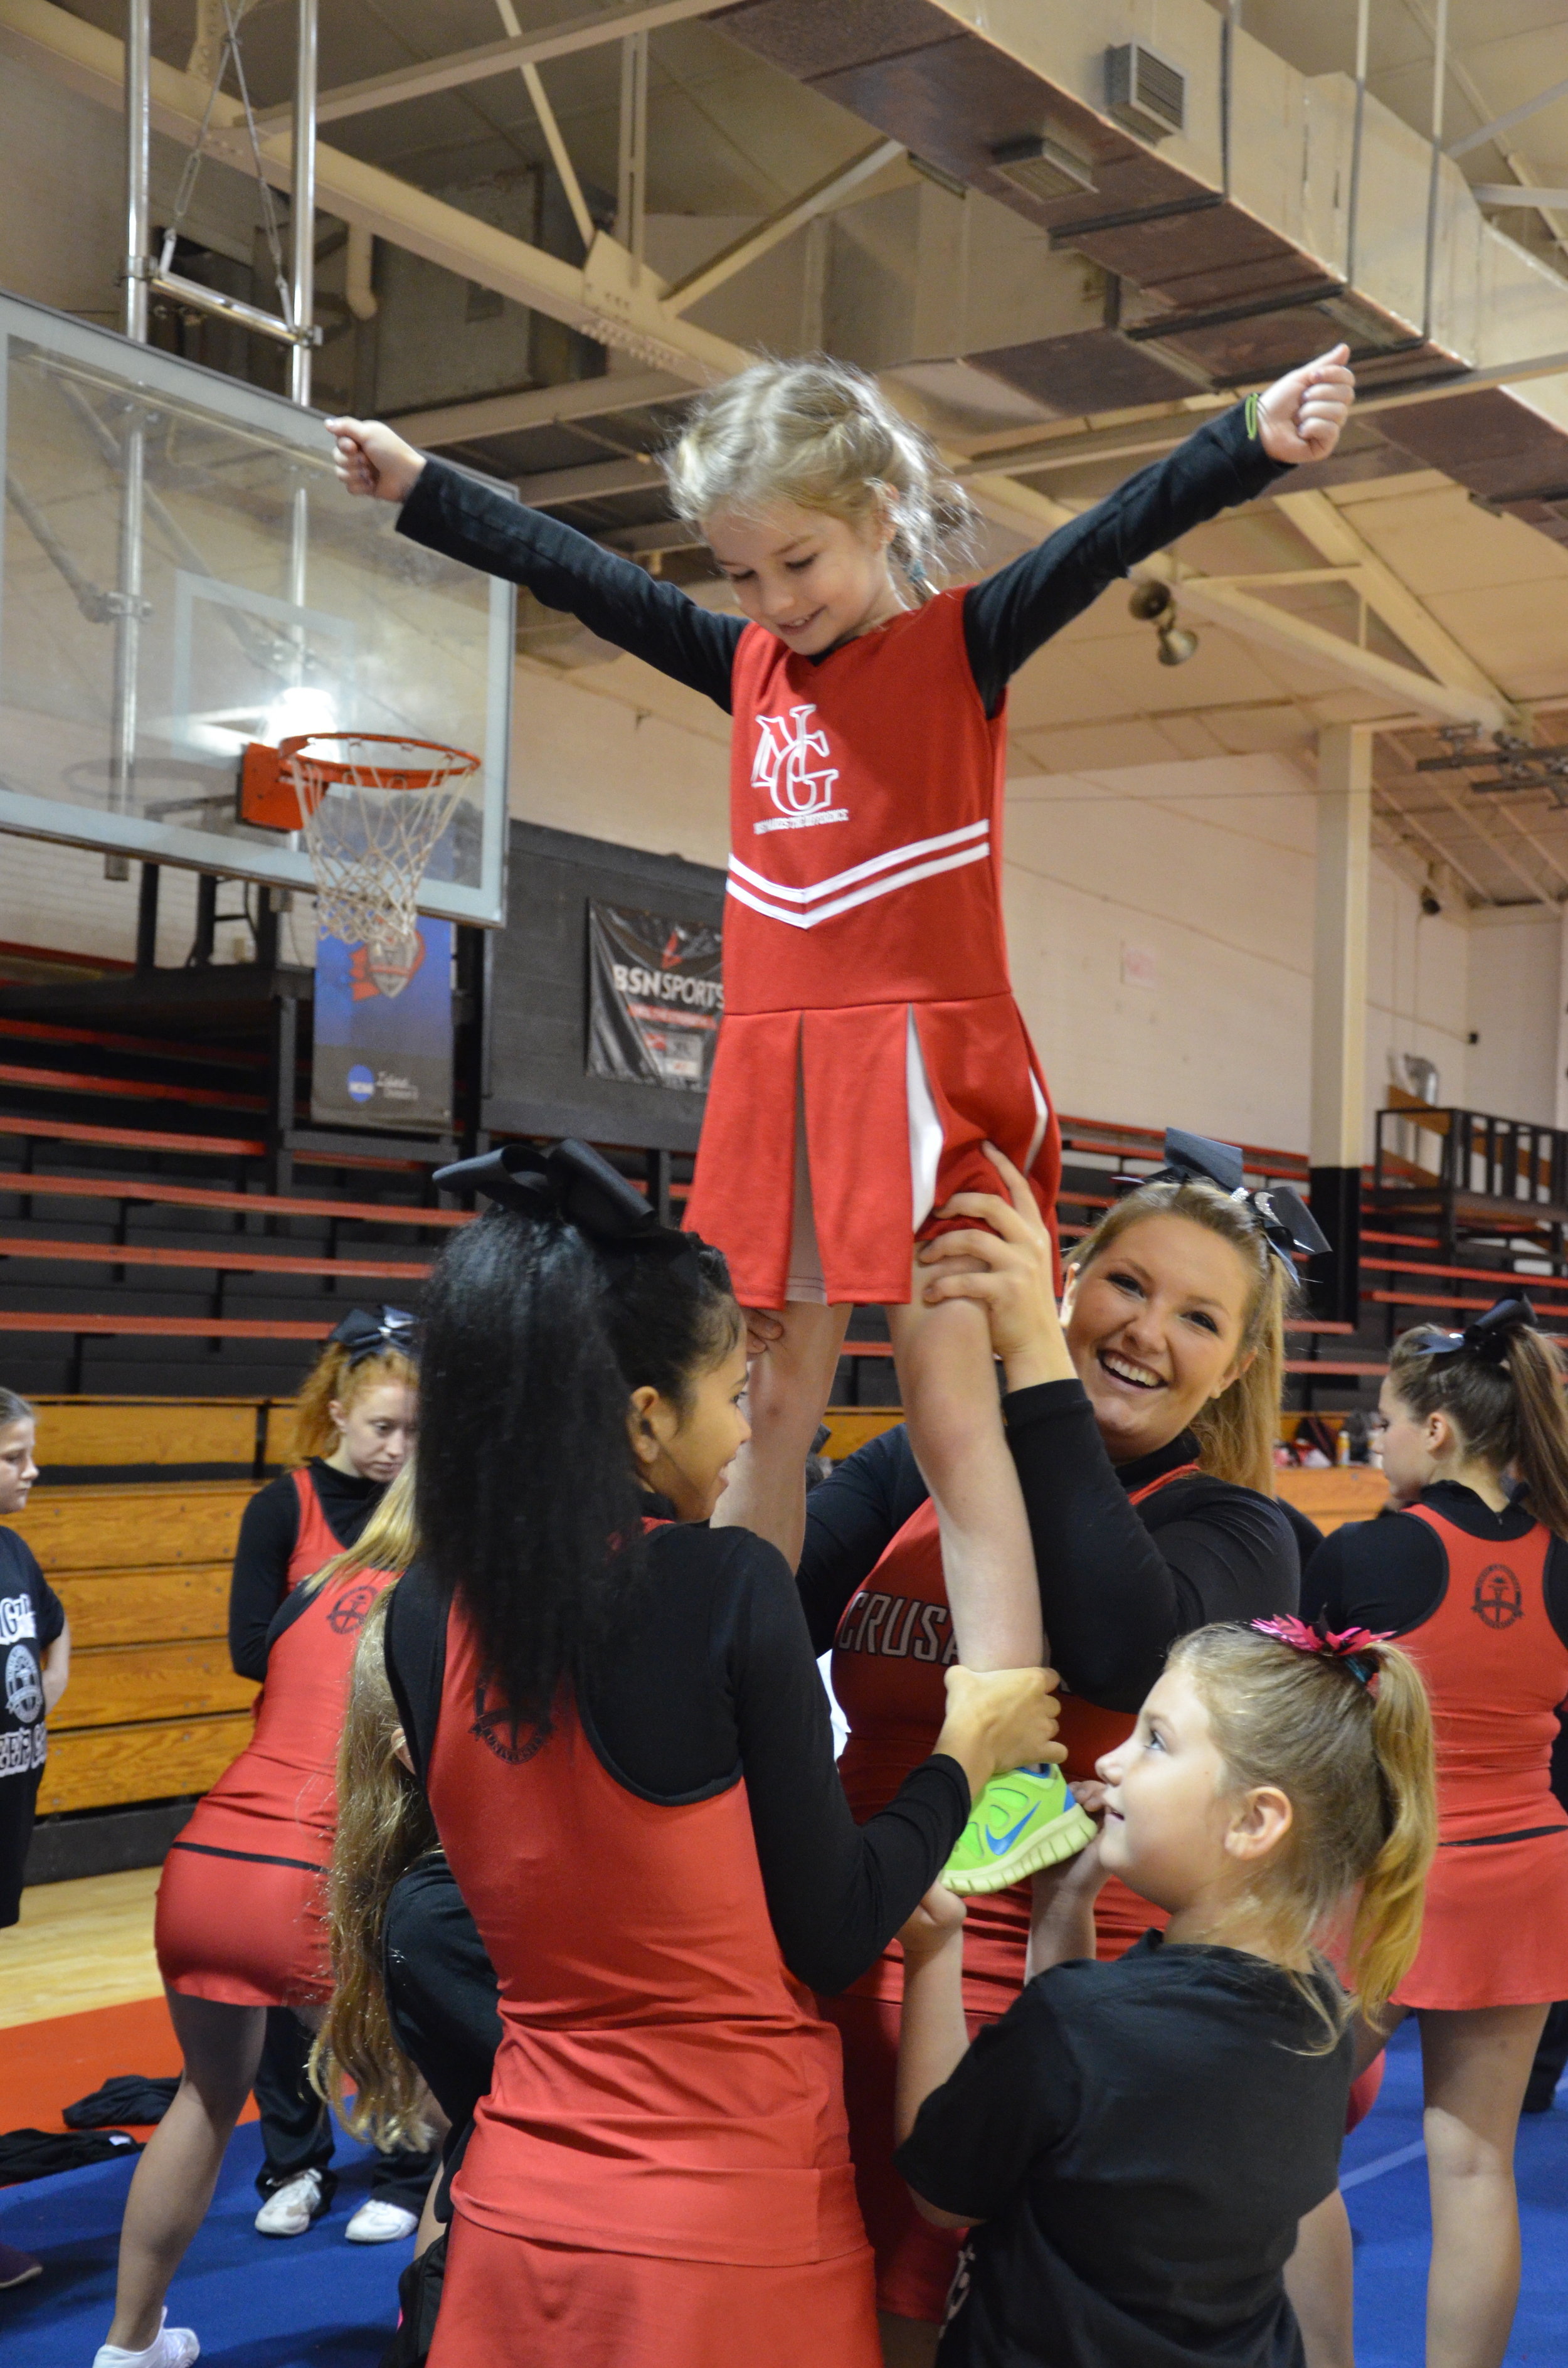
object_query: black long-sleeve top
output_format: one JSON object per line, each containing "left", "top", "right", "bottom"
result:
{"left": 799, "top": 1383, "right": 1301, "bottom": 1712}
{"left": 383, "top": 1518, "right": 970, "bottom": 1999}
{"left": 228, "top": 1460, "right": 384, "bottom": 1682}
{"left": 396, "top": 405, "right": 1289, "bottom": 720}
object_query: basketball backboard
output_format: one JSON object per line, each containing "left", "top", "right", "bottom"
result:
{"left": 0, "top": 289, "right": 512, "bottom": 928}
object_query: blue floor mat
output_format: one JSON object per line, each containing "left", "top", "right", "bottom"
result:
{"left": 1341, "top": 2021, "right": 1567, "bottom": 2365}
{"left": 3, "top": 2024, "right": 1563, "bottom": 2364}
{"left": 0, "top": 2123, "right": 403, "bottom": 2365}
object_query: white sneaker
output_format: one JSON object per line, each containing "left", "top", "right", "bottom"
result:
{"left": 92, "top": 2306, "right": 201, "bottom": 2365}
{"left": 344, "top": 2197, "right": 419, "bottom": 2244}
{"left": 253, "top": 2169, "right": 326, "bottom": 2237}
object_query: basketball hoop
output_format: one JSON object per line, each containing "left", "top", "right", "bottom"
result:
{"left": 278, "top": 733, "right": 479, "bottom": 999}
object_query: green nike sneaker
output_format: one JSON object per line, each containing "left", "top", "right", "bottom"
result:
{"left": 940, "top": 1766, "right": 1097, "bottom": 1896}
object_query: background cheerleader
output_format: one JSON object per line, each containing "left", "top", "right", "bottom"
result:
{"left": 1301, "top": 1299, "right": 1568, "bottom": 2368}
{"left": 92, "top": 1472, "right": 418, "bottom": 2368}
{"left": 226, "top": 1306, "right": 426, "bottom": 2244}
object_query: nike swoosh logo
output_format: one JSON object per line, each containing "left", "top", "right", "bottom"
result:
{"left": 983, "top": 1806, "right": 1039, "bottom": 1857}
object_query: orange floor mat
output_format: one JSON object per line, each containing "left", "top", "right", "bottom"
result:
{"left": 0, "top": 1995, "right": 258, "bottom": 2134}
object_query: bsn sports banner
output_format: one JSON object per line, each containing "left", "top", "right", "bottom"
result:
{"left": 586, "top": 901, "right": 723, "bottom": 1093}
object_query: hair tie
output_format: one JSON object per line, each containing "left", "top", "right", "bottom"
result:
{"left": 1426, "top": 1294, "right": 1535, "bottom": 1368}
{"left": 1113, "top": 1128, "right": 1330, "bottom": 1276}
{"left": 1253, "top": 1613, "right": 1392, "bottom": 1689}
{"left": 434, "top": 1139, "right": 704, "bottom": 1286}
{"left": 327, "top": 1305, "right": 419, "bottom": 1368}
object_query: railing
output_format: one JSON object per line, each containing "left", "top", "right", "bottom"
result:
{"left": 1374, "top": 1097, "right": 1568, "bottom": 1218}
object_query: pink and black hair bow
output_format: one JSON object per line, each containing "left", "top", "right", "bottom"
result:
{"left": 1252, "top": 1612, "right": 1392, "bottom": 1688}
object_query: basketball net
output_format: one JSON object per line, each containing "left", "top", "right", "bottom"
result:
{"left": 283, "top": 734, "right": 480, "bottom": 999}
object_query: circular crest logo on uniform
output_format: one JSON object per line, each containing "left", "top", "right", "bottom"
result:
{"left": 326, "top": 1583, "right": 378, "bottom": 1637}
{"left": 4, "top": 1643, "right": 41, "bottom": 1725}
{"left": 471, "top": 1680, "right": 546, "bottom": 1766}
{"left": 347, "top": 1064, "right": 376, "bottom": 1105}
{"left": 1473, "top": 1564, "right": 1523, "bottom": 1628}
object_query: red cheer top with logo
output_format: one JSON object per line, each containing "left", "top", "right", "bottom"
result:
{"left": 1391, "top": 1502, "right": 1568, "bottom": 2011}
{"left": 683, "top": 593, "right": 1060, "bottom": 1309}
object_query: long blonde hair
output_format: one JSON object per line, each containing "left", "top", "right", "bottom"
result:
{"left": 1068, "top": 1177, "right": 1295, "bottom": 1495}
{"left": 300, "top": 1460, "right": 419, "bottom": 1599}
{"left": 1171, "top": 1624, "right": 1438, "bottom": 2036}
{"left": 309, "top": 1586, "right": 438, "bottom": 2149}
{"left": 664, "top": 356, "right": 978, "bottom": 592}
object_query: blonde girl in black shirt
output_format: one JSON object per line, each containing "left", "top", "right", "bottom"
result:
{"left": 894, "top": 1621, "right": 1438, "bottom": 2368}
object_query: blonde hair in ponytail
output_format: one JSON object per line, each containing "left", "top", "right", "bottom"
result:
{"left": 1067, "top": 1178, "right": 1294, "bottom": 1497}
{"left": 664, "top": 357, "right": 979, "bottom": 594}
{"left": 309, "top": 1586, "right": 438, "bottom": 2149}
{"left": 1388, "top": 1318, "right": 1568, "bottom": 1538}
{"left": 1170, "top": 1624, "right": 1438, "bottom": 2037}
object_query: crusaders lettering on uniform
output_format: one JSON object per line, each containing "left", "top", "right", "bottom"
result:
{"left": 835, "top": 1591, "right": 956, "bottom": 1665}
{"left": 750, "top": 705, "right": 849, "bottom": 835}
{"left": 1473, "top": 1565, "right": 1525, "bottom": 1628}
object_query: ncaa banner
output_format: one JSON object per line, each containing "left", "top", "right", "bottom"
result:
{"left": 587, "top": 901, "right": 722, "bottom": 1093}
{"left": 312, "top": 918, "right": 454, "bottom": 1131}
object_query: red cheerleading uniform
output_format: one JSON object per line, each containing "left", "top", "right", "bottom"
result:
{"left": 686, "top": 595, "right": 1058, "bottom": 1307}
{"left": 396, "top": 403, "right": 1288, "bottom": 1310}
{"left": 155, "top": 1565, "right": 395, "bottom": 2007}
{"left": 284, "top": 1466, "right": 342, "bottom": 1591}
{"left": 1391, "top": 1502, "right": 1568, "bottom": 2011}
{"left": 422, "top": 1596, "right": 879, "bottom": 2368}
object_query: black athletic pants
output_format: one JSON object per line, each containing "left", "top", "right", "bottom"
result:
{"left": 253, "top": 2009, "right": 436, "bottom": 2210}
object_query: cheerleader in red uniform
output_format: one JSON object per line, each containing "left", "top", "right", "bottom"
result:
{"left": 328, "top": 351, "right": 1353, "bottom": 1863}
{"left": 92, "top": 1474, "right": 417, "bottom": 2368}
{"left": 1301, "top": 1299, "right": 1568, "bottom": 2368}
{"left": 798, "top": 1136, "right": 1312, "bottom": 2356}
{"left": 384, "top": 1137, "right": 1061, "bottom": 2368}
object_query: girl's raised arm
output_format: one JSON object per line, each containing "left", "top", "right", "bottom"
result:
{"left": 961, "top": 346, "right": 1355, "bottom": 712}
{"left": 325, "top": 417, "right": 744, "bottom": 712}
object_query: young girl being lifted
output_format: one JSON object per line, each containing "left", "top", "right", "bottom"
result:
{"left": 328, "top": 346, "right": 1353, "bottom": 1869}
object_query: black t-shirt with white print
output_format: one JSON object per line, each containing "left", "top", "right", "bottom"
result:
{"left": 0, "top": 1525, "right": 63, "bottom": 1788}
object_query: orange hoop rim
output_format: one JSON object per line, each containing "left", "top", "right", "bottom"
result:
{"left": 280, "top": 731, "right": 482, "bottom": 793}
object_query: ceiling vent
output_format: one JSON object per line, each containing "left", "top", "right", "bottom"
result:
{"left": 988, "top": 134, "right": 1096, "bottom": 204}
{"left": 1105, "top": 43, "right": 1185, "bottom": 142}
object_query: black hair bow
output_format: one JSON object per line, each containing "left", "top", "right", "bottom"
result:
{"left": 1429, "top": 1294, "right": 1535, "bottom": 1366}
{"left": 433, "top": 1139, "right": 701, "bottom": 1281}
{"left": 327, "top": 1305, "right": 419, "bottom": 1367}
{"left": 1117, "top": 1128, "right": 1330, "bottom": 1275}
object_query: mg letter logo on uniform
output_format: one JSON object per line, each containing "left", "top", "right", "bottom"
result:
{"left": 751, "top": 704, "right": 849, "bottom": 834}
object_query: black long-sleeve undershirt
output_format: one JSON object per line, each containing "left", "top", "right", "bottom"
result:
{"left": 383, "top": 1521, "right": 969, "bottom": 1999}
{"left": 396, "top": 406, "right": 1289, "bottom": 721}
{"left": 228, "top": 1460, "right": 384, "bottom": 1681}
{"left": 798, "top": 1388, "right": 1301, "bottom": 1710}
